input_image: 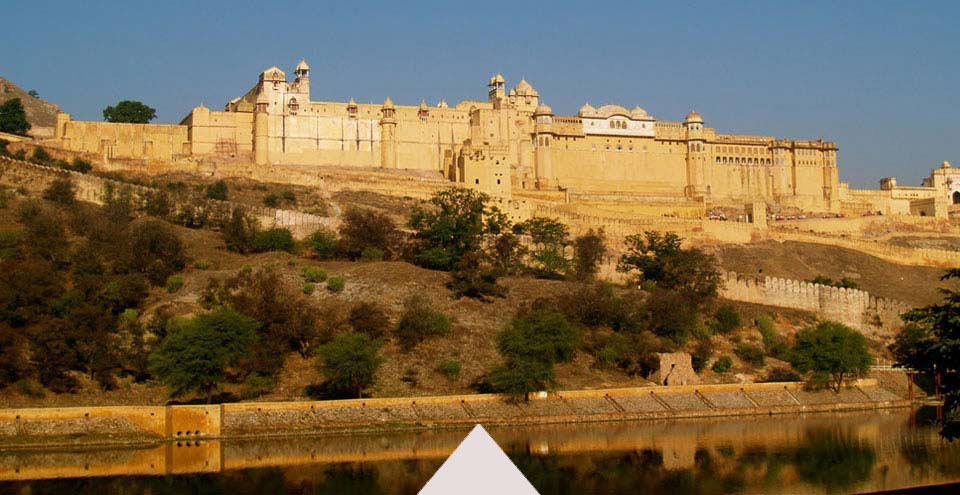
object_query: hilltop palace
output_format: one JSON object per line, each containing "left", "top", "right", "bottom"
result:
{"left": 49, "top": 60, "right": 956, "bottom": 217}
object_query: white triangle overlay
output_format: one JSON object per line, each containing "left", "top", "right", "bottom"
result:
{"left": 419, "top": 424, "right": 539, "bottom": 495}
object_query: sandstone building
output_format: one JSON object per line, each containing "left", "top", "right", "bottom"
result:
{"left": 47, "top": 59, "right": 952, "bottom": 216}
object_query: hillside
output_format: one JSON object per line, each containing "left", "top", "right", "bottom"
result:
{"left": 712, "top": 240, "right": 954, "bottom": 307}
{"left": 0, "top": 191, "right": 835, "bottom": 408}
{"left": 0, "top": 76, "right": 60, "bottom": 133}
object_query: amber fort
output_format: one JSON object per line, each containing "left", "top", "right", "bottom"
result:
{"left": 35, "top": 59, "right": 958, "bottom": 219}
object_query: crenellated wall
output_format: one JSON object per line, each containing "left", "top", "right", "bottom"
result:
{"left": 719, "top": 271, "right": 911, "bottom": 333}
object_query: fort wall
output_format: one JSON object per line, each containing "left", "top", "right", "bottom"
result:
{"left": 54, "top": 114, "right": 189, "bottom": 161}
{"left": 718, "top": 271, "right": 911, "bottom": 333}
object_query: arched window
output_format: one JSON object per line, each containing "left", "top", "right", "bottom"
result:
{"left": 952, "top": 191, "right": 960, "bottom": 205}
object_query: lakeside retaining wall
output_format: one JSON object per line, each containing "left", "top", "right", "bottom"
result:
{"left": 0, "top": 380, "right": 908, "bottom": 448}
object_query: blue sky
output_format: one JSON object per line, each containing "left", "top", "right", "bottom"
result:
{"left": 1, "top": 0, "right": 956, "bottom": 188}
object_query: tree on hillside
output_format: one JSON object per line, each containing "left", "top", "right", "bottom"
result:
{"left": 27, "top": 90, "right": 39, "bottom": 98}
{"left": 515, "top": 217, "right": 570, "bottom": 279}
{"left": 488, "top": 307, "right": 580, "bottom": 400}
{"left": 120, "top": 220, "right": 186, "bottom": 286}
{"left": 617, "top": 231, "right": 721, "bottom": 307}
{"left": 149, "top": 308, "right": 259, "bottom": 400}
{"left": 788, "top": 321, "right": 873, "bottom": 393}
{"left": 0, "top": 98, "right": 31, "bottom": 135}
{"left": 408, "top": 187, "right": 508, "bottom": 271}
{"left": 102, "top": 100, "right": 157, "bottom": 124}
{"left": 316, "top": 332, "right": 383, "bottom": 399}
{"left": 338, "top": 207, "right": 399, "bottom": 259}
{"left": 572, "top": 229, "right": 606, "bottom": 281}
{"left": 895, "top": 268, "right": 960, "bottom": 438}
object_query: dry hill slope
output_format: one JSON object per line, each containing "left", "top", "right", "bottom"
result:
{"left": 713, "top": 240, "right": 955, "bottom": 307}
{"left": 0, "top": 76, "right": 60, "bottom": 132}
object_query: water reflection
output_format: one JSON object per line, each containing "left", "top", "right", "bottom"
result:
{"left": 1, "top": 409, "right": 959, "bottom": 495}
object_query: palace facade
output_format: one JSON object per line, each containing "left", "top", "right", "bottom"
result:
{"left": 47, "top": 59, "right": 950, "bottom": 216}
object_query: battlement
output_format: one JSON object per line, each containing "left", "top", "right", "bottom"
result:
{"left": 720, "top": 270, "right": 910, "bottom": 333}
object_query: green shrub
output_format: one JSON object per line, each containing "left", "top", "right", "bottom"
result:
{"left": 757, "top": 315, "right": 788, "bottom": 359}
{"left": 15, "top": 379, "right": 45, "bottom": 398}
{"left": 0, "top": 230, "right": 20, "bottom": 259}
{"left": 760, "top": 366, "right": 803, "bottom": 383}
{"left": 263, "top": 194, "right": 279, "bottom": 207}
{"left": 691, "top": 339, "right": 713, "bottom": 373}
{"left": 206, "top": 180, "right": 228, "bottom": 201}
{"left": 193, "top": 259, "right": 212, "bottom": 270}
{"left": 165, "top": 274, "right": 185, "bottom": 293}
{"left": 302, "top": 265, "right": 328, "bottom": 283}
{"left": 395, "top": 296, "right": 452, "bottom": 350}
{"left": 240, "top": 374, "right": 276, "bottom": 399}
{"left": 711, "top": 355, "right": 733, "bottom": 373}
{"left": 305, "top": 227, "right": 339, "bottom": 260}
{"left": 315, "top": 333, "right": 383, "bottom": 399}
{"left": 436, "top": 360, "right": 462, "bottom": 379}
{"left": 251, "top": 228, "right": 295, "bottom": 253}
{"left": 734, "top": 343, "right": 765, "bottom": 367}
{"left": 281, "top": 190, "right": 296, "bottom": 203}
{"left": 348, "top": 302, "right": 391, "bottom": 338}
{"left": 69, "top": 158, "right": 92, "bottom": 173}
{"left": 31, "top": 147, "right": 52, "bottom": 164}
{"left": 326, "top": 275, "right": 345, "bottom": 293}
{"left": 303, "top": 282, "right": 316, "bottom": 295}
{"left": 360, "top": 246, "right": 384, "bottom": 262}
{"left": 710, "top": 305, "right": 741, "bottom": 334}
{"left": 42, "top": 178, "right": 75, "bottom": 204}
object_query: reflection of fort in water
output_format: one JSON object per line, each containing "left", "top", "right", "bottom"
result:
{"left": 2, "top": 410, "right": 959, "bottom": 495}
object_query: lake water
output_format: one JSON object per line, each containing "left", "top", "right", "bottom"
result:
{"left": 1, "top": 408, "right": 958, "bottom": 494}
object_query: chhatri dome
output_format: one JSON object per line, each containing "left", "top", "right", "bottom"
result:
{"left": 534, "top": 103, "right": 553, "bottom": 115}
{"left": 382, "top": 97, "right": 394, "bottom": 109}
{"left": 685, "top": 111, "right": 703, "bottom": 123}
{"left": 512, "top": 78, "right": 538, "bottom": 96}
{"left": 295, "top": 59, "right": 310, "bottom": 72}
{"left": 578, "top": 103, "right": 596, "bottom": 116}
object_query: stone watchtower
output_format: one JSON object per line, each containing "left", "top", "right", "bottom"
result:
{"left": 533, "top": 103, "right": 554, "bottom": 187}
{"left": 253, "top": 92, "right": 270, "bottom": 165}
{"left": 684, "top": 111, "right": 707, "bottom": 197}
{"left": 380, "top": 98, "right": 398, "bottom": 169}
{"left": 488, "top": 73, "right": 506, "bottom": 108}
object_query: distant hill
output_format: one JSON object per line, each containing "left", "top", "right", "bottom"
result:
{"left": 0, "top": 76, "right": 60, "bottom": 136}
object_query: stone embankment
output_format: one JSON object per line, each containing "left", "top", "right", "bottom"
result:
{"left": 0, "top": 380, "right": 908, "bottom": 449}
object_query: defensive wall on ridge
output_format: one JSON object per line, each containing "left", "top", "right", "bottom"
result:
{"left": 0, "top": 155, "right": 337, "bottom": 236}
{"left": 0, "top": 380, "right": 908, "bottom": 455}
{"left": 718, "top": 271, "right": 911, "bottom": 334}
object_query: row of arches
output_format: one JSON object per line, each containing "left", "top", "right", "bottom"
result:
{"left": 716, "top": 156, "right": 773, "bottom": 165}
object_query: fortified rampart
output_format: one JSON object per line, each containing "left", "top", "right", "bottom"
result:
{"left": 0, "top": 380, "right": 907, "bottom": 454}
{"left": 719, "top": 271, "right": 911, "bottom": 333}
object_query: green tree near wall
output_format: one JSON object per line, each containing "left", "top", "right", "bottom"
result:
{"left": 316, "top": 333, "right": 384, "bottom": 398}
{"left": 0, "top": 98, "right": 31, "bottom": 135}
{"left": 102, "top": 100, "right": 157, "bottom": 124}
{"left": 488, "top": 307, "right": 580, "bottom": 400}
{"left": 788, "top": 321, "right": 873, "bottom": 392}
{"left": 149, "top": 308, "right": 259, "bottom": 400}
{"left": 894, "top": 268, "right": 960, "bottom": 438}
{"left": 617, "top": 231, "right": 722, "bottom": 308}
{"left": 408, "top": 187, "right": 508, "bottom": 271}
